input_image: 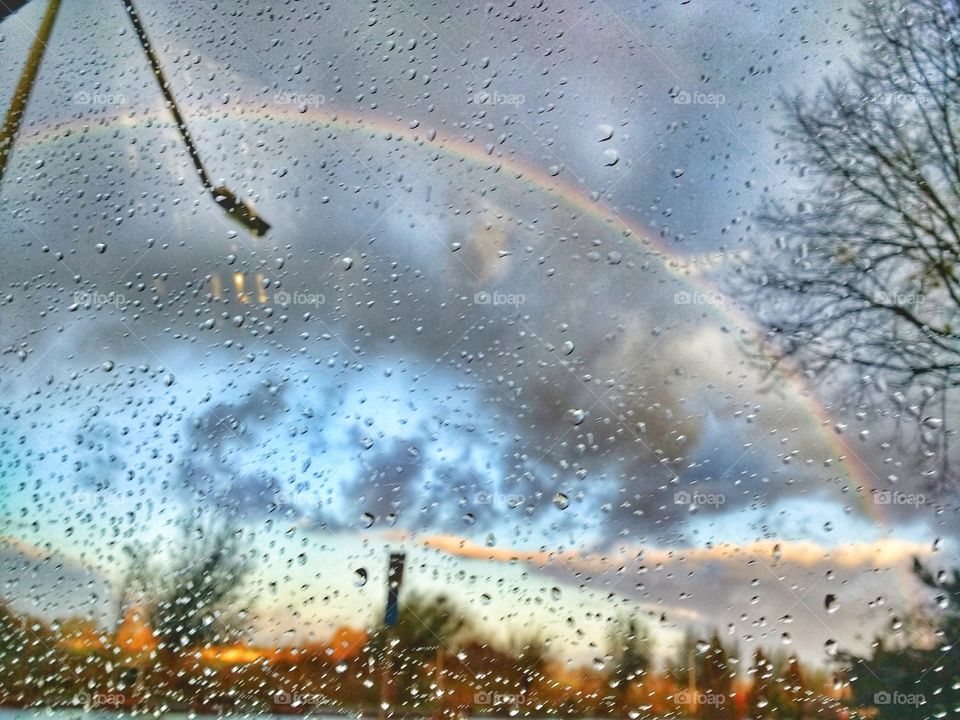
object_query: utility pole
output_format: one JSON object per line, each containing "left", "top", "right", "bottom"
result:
{"left": 380, "top": 551, "right": 406, "bottom": 720}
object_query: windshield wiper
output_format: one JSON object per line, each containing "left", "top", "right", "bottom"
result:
{"left": 121, "top": 0, "right": 270, "bottom": 236}
{"left": 0, "top": 0, "right": 62, "bottom": 185}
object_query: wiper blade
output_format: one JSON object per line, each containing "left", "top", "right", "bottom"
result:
{"left": 212, "top": 186, "right": 270, "bottom": 237}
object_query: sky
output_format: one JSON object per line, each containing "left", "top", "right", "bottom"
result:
{"left": 0, "top": 0, "right": 956, "bottom": 667}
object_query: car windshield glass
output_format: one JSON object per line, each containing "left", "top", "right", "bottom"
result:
{"left": 0, "top": 1, "right": 958, "bottom": 719}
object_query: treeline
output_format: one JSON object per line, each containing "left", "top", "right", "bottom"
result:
{"left": 1, "top": 519, "right": 957, "bottom": 718}
{"left": 0, "top": 594, "right": 845, "bottom": 718}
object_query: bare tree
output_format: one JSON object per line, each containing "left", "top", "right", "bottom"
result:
{"left": 509, "top": 631, "right": 549, "bottom": 699}
{"left": 606, "top": 615, "right": 652, "bottom": 715}
{"left": 370, "top": 592, "right": 472, "bottom": 707}
{"left": 745, "top": 0, "right": 960, "bottom": 482}
{"left": 122, "top": 515, "right": 251, "bottom": 655}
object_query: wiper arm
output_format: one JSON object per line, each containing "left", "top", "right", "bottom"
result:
{"left": 0, "top": 0, "right": 62, "bottom": 185}
{"left": 121, "top": 0, "right": 270, "bottom": 236}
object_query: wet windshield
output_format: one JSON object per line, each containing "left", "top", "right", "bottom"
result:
{"left": 0, "top": 1, "right": 958, "bottom": 719}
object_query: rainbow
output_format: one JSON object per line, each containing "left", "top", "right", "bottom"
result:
{"left": 8, "top": 101, "right": 890, "bottom": 528}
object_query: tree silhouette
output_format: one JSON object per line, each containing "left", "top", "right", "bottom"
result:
{"left": 371, "top": 592, "right": 471, "bottom": 709}
{"left": 744, "top": 0, "right": 960, "bottom": 482}
{"left": 840, "top": 558, "right": 960, "bottom": 719}
{"left": 695, "top": 632, "right": 737, "bottom": 720}
{"left": 606, "top": 615, "right": 652, "bottom": 714}
{"left": 122, "top": 515, "right": 251, "bottom": 655}
{"left": 510, "top": 631, "right": 549, "bottom": 700}
{"left": 746, "top": 647, "right": 772, "bottom": 718}
{"left": 0, "top": 601, "right": 68, "bottom": 706}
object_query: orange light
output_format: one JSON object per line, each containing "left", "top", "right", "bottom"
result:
{"left": 233, "top": 272, "right": 248, "bottom": 303}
